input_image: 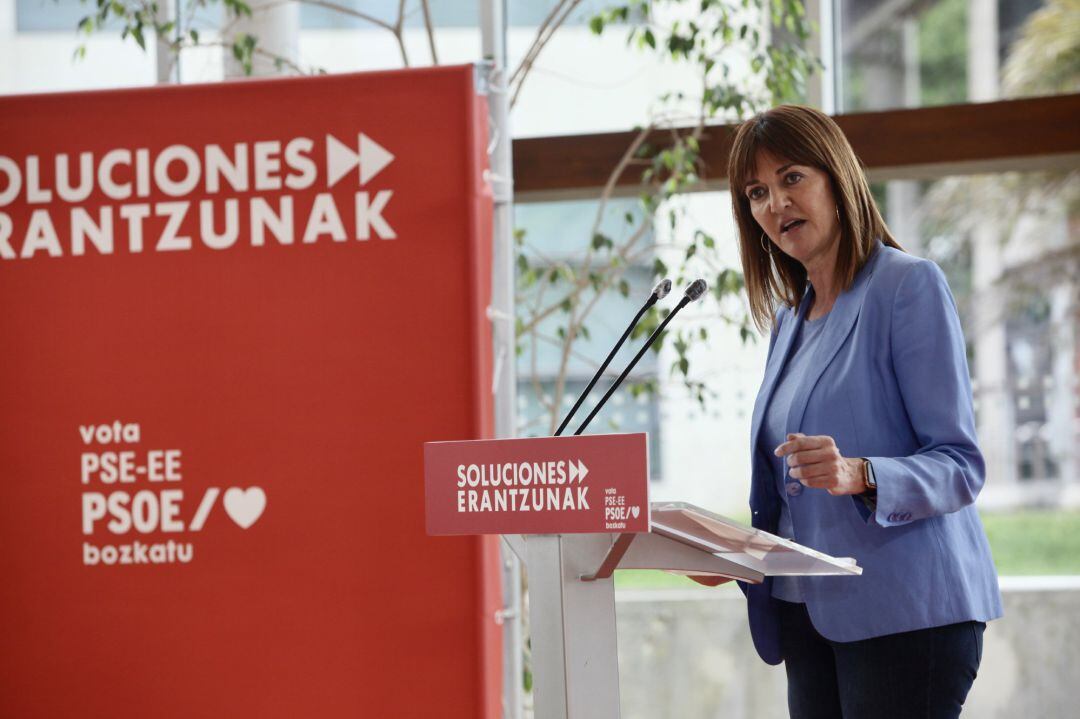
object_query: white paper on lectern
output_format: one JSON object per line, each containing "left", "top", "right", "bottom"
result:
{"left": 650, "top": 501, "right": 862, "bottom": 577}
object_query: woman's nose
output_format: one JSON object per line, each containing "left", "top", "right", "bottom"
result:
{"left": 768, "top": 187, "right": 791, "bottom": 214}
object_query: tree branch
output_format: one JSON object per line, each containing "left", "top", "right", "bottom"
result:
{"left": 510, "top": 0, "right": 584, "bottom": 108}
{"left": 420, "top": 0, "right": 438, "bottom": 64}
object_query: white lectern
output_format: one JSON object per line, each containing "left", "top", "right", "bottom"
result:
{"left": 502, "top": 502, "right": 862, "bottom": 719}
{"left": 423, "top": 434, "right": 862, "bottom": 719}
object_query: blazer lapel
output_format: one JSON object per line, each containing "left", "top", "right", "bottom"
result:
{"left": 786, "top": 244, "right": 885, "bottom": 434}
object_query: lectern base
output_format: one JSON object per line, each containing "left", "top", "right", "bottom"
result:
{"left": 526, "top": 534, "right": 622, "bottom": 719}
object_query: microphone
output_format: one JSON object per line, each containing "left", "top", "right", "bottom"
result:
{"left": 553, "top": 279, "right": 672, "bottom": 436}
{"left": 572, "top": 279, "right": 708, "bottom": 436}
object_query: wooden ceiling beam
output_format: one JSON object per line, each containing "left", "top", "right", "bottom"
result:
{"left": 512, "top": 93, "right": 1080, "bottom": 196}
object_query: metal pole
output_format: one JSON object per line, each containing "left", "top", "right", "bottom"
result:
{"left": 480, "top": 2, "right": 522, "bottom": 718}
{"left": 154, "top": 0, "right": 180, "bottom": 84}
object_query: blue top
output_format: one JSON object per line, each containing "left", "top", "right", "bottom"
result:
{"left": 759, "top": 311, "right": 828, "bottom": 603}
{"left": 740, "top": 243, "right": 1003, "bottom": 666}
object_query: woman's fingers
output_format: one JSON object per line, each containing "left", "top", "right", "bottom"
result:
{"left": 785, "top": 447, "right": 834, "bottom": 468}
{"left": 790, "top": 462, "right": 832, "bottom": 479}
{"left": 775, "top": 433, "right": 853, "bottom": 492}
{"left": 774, "top": 433, "right": 835, "bottom": 457}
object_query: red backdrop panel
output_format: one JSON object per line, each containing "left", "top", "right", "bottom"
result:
{"left": 0, "top": 66, "right": 499, "bottom": 718}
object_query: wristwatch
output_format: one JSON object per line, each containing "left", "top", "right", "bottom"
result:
{"left": 862, "top": 458, "right": 877, "bottom": 494}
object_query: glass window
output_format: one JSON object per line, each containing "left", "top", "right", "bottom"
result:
{"left": 873, "top": 168, "right": 1079, "bottom": 574}
{"left": 835, "top": 0, "right": 1055, "bottom": 112}
{"left": 514, "top": 197, "right": 663, "bottom": 471}
{"left": 514, "top": 190, "right": 763, "bottom": 502}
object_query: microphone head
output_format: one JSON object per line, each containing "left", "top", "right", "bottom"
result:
{"left": 683, "top": 279, "right": 708, "bottom": 302}
{"left": 652, "top": 279, "right": 672, "bottom": 300}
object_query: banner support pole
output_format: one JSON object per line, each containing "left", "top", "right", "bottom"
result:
{"left": 481, "top": 2, "right": 522, "bottom": 718}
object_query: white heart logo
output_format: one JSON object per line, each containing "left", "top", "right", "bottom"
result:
{"left": 223, "top": 487, "right": 266, "bottom": 529}
{"left": 630, "top": 506, "right": 640, "bottom": 519}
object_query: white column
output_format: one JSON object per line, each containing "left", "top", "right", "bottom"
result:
{"left": 155, "top": 0, "right": 178, "bottom": 84}
{"left": 1048, "top": 285, "right": 1079, "bottom": 507}
{"left": 971, "top": 225, "right": 1015, "bottom": 506}
{"left": 0, "top": 0, "right": 13, "bottom": 36}
{"left": 224, "top": 0, "right": 299, "bottom": 78}
{"left": 0, "top": 0, "right": 16, "bottom": 92}
{"left": 967, "top": 0, "right": 999, "bottom": 102}
{"left": 967, "top": 0, "right": 1012, "bottom": 505}
{"left": 804, "top": 0, "right": 837, "bottom": 113}
{"left": 886, "top": 16, "right": 923, "bottom": 254}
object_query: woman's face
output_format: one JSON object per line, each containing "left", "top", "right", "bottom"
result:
{"left": 744, "top": 150, "right": 841, "bottom": 269}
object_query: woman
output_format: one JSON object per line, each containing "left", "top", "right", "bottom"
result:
{"left": 726, "top": 105, "right": 1002, "bottom": 718}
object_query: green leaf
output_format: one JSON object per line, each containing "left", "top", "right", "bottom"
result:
{"left": 132, "top": 24, "right": 146, "bottom": 51}
{"left": 589, "top": 16, "right": 604, "bottom": 35}
{"left": 190, "top": 28, "right": 200, "bottom": 45}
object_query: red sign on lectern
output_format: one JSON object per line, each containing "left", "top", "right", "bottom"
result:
{"left": 425, "top": 433, "right": 650, "bottom": 535}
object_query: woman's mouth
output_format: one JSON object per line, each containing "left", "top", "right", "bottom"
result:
{"left": 781, "top": 219, "right": 806, "bottom": 236}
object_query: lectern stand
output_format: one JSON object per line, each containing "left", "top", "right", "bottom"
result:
{"left": 502, "top": 503, "right": 861, "bottom": 719}
{"left": 423, "top": 434, "right": 862, "bottom": 719}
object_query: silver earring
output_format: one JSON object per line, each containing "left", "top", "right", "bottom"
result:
{"left": 836, "top": 206, "right": 841, "bottom": 222}
{"left": 760, "top": 232, "right": 773, "bottom": 255}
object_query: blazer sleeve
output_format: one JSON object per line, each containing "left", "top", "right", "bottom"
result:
{"left": 866, "top": 260, "right": 985, "bottom": 528}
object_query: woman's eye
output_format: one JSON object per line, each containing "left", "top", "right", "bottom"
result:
{"left": 784, "top": 172, "right": 803, "bottom": 185}
{"left": 747, "top": 187, "right": 765, "bottom": 201}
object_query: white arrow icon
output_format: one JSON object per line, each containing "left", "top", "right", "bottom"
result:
{"left": 326, "top": 132, "right": 395, "bottom": 187}
{"left": 568, "top": 459, "right": 589, "bottom": 483}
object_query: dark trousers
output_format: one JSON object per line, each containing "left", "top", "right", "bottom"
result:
{"left": 778, "top": 599, "right": 985, "bottom": 719}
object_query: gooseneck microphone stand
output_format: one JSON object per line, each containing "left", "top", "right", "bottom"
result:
{"left": 552, "top": 279, "right": 672, "bottom": 437}
{"left": 573, "top": 279, "right": 708, "bottom": 436}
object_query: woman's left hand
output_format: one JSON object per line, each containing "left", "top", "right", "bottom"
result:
{"left": 774, "top": 432, "right": 866, "bottom": 496}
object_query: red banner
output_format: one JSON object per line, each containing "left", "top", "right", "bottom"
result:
{"left": 425, "top": 434, "right": 651, "bottom": 535}
{"left": 0, "top": 66, "right": 499, "bottom": 718}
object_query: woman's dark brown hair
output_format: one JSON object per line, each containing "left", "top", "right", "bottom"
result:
{"left": 727, "top": 104, "right": 903, "bottom": 332}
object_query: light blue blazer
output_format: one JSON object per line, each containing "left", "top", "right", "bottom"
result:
{"left": 741, "top": 242, "right": 1003, "bottom": 665}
